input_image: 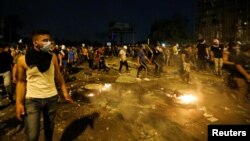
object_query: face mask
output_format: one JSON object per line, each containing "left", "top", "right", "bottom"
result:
{"left": 40, "top": 41, "right": 51, "bottom": 52}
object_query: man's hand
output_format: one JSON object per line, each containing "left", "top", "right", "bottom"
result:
{"left": 64, "top": 93, "right": 74, "bottom": 103}
{"left": 13, "top": 78, "right": 18, "bottom": 84}
{"left": 16, "top": 103, "right": 25, "bottom": 121}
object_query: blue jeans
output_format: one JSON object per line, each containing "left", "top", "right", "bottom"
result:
{"left": 24, "top": 95, "right": 58, "bottom": 141}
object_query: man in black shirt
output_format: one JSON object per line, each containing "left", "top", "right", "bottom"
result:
{"left": 210, "top": 39, "right": 224, "bottom": 77}
{"left": 196, "top": 39, "right": 209, "bottom": 72}
{"left": 233, "top": 44, "right": 250, "bottom": 106}
{"left": 152, "top": 44, "right": 164, "bottom": 77}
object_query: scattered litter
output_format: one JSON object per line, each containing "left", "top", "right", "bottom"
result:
{"left": 198, "top": 106, "right": 207, "bottom": 112}
{"left": 203, "top": 112, "right": 213, "bottom": 118}
{"left": 151, "top": 105, "right": 156, "bottom": 110}
{"left": 85, "top": 83, "right": 103, "bottom": 90}
{"left": 139, "top": 111, "right": 143, "bottom": 114}
{"left": 207, "top": 117, "right": 219, "bottom": 122}
{"left": 224, "top": 107, "right": 230, "bottom": 111}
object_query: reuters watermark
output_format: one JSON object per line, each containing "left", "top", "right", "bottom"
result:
{"left": 208, "top": 125, "right": 250, "bottom": 140}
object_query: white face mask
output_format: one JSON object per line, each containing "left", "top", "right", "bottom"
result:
{"left": 40, "top": 41, "right": 51, "bottom": 52}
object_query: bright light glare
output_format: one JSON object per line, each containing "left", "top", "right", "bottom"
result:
{"left": 101, "top": 83, "right": 112, "bottom": 91}
{"left": 177, "top": 94, "right": 197, "bottom": 104}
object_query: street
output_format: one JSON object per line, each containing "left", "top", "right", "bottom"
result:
{"left": 1, "top": 56, "right": 250, "bottom": 141}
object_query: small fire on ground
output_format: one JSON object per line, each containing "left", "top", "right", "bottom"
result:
{"left": 176, "top": 94, "right": 198, "bottom": 105}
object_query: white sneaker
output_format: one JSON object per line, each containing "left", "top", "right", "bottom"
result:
{"left": 136, "top": 78, "right": 142, "bottom": 81}
{"left": 143, "top": 78, "right": 150, "bottom": 81}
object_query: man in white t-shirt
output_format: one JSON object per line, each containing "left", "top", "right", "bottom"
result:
{"left": 119, "top": 45, "right": 129, "bottom": 73}
{"left": 15, "top": 30, "right": 73, "bottom": 141}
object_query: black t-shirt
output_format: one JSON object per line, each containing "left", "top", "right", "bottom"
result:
{"left": 0, "top": 51, "right": 13, "bottom": 73}
{"left": 152, "top": 48, "right": 164, "bottom": 61}
{"left": 62, "top": 49, "right": 68, "bottom": 60}
{"left": 197, "top": 43, "right": 207, "bottom": 57}
{"left": 234, "top": 52, "right": 250, "bottom": 78}
{"left": 223, "top": 51, "right": 238, "bottom": 73}
{"left": 211, "top": 45, "right": 224, "bottom": 58}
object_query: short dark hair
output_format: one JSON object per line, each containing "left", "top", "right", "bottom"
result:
{"left": 32, "top": 30, "right": 51, "bottom": 41}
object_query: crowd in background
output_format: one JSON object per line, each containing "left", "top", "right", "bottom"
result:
{"left": 0, "top": 38, "right": 250, "bottom": 107}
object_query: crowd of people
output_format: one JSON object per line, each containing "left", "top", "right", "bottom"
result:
{"left": 0, "top": 29, "right": 250, "bottom": 140}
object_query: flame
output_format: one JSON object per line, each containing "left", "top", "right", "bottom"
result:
{"left": 101, "top": 83, "right": 112, "bottom": 91}
{"left": 177, "top": 94, "right": 197, "bottom": 104}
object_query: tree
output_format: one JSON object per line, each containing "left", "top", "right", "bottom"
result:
{"left": 149, "top": 14, "right": 190, "bottom": 44}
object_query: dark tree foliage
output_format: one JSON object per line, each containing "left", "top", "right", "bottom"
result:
{"left": 149, "top": 14, "right": 190, "bottom": 43}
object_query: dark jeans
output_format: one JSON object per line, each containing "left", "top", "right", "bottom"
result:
{"left": 197, "top": 58, "right": 207, "bottom": 71}
{"left": 137, "top": 62, "right": 148, "bottom": 78}
{"left": 24, "top": 95, "right": 58, "bottom": 141}
{"left": 153, "top": 60, "right": 163, "bottom": 74}
{"left": 98, "top": 60, "right": 109, "bottom": 71}
{"left": 88, "top": 59, "right": 94, "bottom": 69}
{"left": 119, "top": 60, "right": 129, "bottom": 72}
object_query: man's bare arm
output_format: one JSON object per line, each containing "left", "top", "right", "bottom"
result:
{"left": 52, "top": 54, "right": 73, "bottom": 103}
{"left": 15, "top": 55, "right": 27, "bottom": 120}
{"left": 236, "top": 64, "right": 250, "bottom": 81}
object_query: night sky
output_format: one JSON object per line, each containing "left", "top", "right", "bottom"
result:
{"left": 1, "top": 0, "right": 195, "bottom": 43}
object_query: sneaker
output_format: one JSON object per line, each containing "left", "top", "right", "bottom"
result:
{"left": 143, "top": 78, "right": 150, "bottom": 81}
{"left": 136, "top": 78, "right": 142, "bottom": 81}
